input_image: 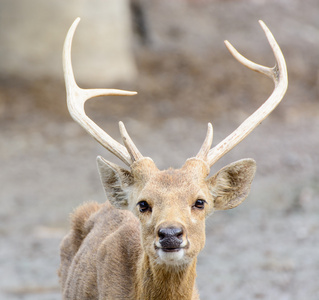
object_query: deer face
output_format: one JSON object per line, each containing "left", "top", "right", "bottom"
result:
{"left": 97, "top": 156, "right": 256, "bottom": 267}
{"left": 134, "top": 159, "right": 210, "bottom": 266}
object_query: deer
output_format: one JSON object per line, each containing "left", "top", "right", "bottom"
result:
{"left": 58, "top": 18, "right": 288, "bottom": 300}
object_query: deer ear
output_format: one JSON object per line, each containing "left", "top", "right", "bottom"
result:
{"left": 206, "top": 159, "right": 256, "bottom": 211}
{"left": 96, "top": 156, "right": 134, "bottom": 209}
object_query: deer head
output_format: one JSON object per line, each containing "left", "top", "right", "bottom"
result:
{"left": 63, "top": 18, "right": 287, "bottom": 268}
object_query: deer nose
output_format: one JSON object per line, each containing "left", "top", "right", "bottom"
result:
{"left": 158, "top": 226, "right": 184, "bottom": 249}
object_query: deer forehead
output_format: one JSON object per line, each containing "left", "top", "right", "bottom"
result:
{"left": 137, "top": 168, "right": 210, "bottom": 205}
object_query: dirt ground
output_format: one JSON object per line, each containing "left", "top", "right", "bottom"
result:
{"left": 0, "top": 1, "right": 318, "bottom": 299}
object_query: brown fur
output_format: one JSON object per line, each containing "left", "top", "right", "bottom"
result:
{"left": 70, "top": 202, "right": 102, "bottom": 253}
{"left": 59, "top": 158, "right": 256, "bottom": 299}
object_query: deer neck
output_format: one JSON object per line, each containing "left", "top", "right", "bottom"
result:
{"left": 135, "top": 254, "right": 198, "bottom": 300}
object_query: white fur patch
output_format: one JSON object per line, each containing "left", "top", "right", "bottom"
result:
{"left": 157, "top": 249, "right": 185, "bottom": 266}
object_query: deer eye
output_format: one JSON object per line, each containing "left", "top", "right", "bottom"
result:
{"left": 193, "top": 199, "right": 207, "bottom": 210}
{"left": 137, "top": 201, "right": 152, "bottom": 213}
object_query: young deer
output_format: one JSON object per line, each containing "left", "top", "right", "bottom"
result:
{"left": 59, "top": 18, "right": 287, "bottom": 299}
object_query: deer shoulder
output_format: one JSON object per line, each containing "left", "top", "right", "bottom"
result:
{"left": 59, "top": 201, "right": 141, "bottom": 299}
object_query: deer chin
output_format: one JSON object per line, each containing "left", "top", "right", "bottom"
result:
{"left": 156, "top": 248, "right": 187, "bottom": 266}
{"left": 154, "top": 240, "right": 191, "bottom": 266}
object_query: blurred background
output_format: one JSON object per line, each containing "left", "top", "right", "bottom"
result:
{"left": 0, "top": 0, "right": 318, "bottom": 299}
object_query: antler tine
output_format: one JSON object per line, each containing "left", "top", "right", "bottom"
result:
{"left": 63, "top": 18, "right": 143, "bottom": 166}
{"left": 119, "top": 121, "right": 144, "bottom": 162}
{"left": 206, "top": 20, "right": 288, "bottom": 167}
{"left": 196, "top": 123, "right": 213, "bottom": 160}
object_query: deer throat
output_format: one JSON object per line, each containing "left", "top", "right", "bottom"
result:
{"left": 135, "top": 254, "right": 198, "bottom": 300}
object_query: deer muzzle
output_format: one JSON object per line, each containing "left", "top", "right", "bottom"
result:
{"left": 158, "top": 226, "right": 184, "bottom": 251}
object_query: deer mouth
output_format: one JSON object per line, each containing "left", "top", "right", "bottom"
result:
{"left": 155, "top": 242, "right": 189, "bottom": 253}
{"left": 161, "top": 247, "right": 183, "bottom": 253}
{"left": 155, "top": 245, "right": 184, "bottom": 252}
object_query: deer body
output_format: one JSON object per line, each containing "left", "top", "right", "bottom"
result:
{"left": 59, "top": 18, "right": 287, "bottom": 299}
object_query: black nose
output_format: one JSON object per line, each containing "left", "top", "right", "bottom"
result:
{"left": 158, "top": 226, "right": 183, "bottom": 249}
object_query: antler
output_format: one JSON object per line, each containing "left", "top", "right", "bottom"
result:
{"left": 64, "top": 19, "right": 287, "bottom": 169}
{"left": 63, "top": 18, "right": 143, "bottom": 166}
{"left": 196, "top": 20, "right": 288, "bottom": 167}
